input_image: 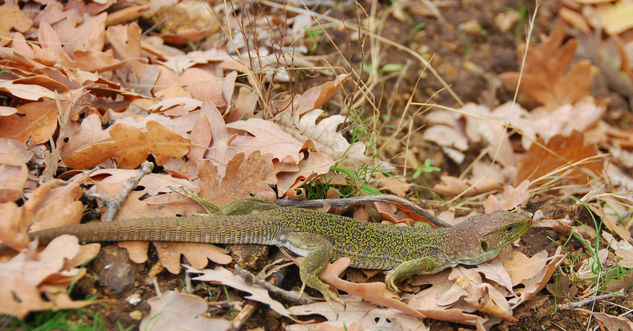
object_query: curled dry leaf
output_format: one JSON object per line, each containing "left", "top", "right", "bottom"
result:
{"left": 140, "top": 290, "right": 230, "bottom": 330}
{"left": 447, "top": 265, "right": 516, "bottom": 323}
{"left": 507, "top": 247, "right": 565, "bottom": 307}
{"left": 153, "top": 242, "right": 231, "bottom": 274}
{"left": 0, "top": 202, "right": 28, "bottom": 251}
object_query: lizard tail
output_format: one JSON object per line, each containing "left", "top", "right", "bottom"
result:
{"left": 0, "top": 215, "right": 278, "bottom": 255}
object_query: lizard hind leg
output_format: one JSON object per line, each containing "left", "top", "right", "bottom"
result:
{"left": 285, "top": 233, "right": 345, "bottom": 310}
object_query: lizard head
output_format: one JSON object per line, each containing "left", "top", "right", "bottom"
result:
{"left": 446, "top": 210, "right": 532, "bottom": 266}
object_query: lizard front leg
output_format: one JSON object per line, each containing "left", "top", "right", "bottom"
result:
{"left": 285, "top": 232, "right": 344, "bottom": 309}
{"left": 385, "top": 257, "right": 447, "bottom": 293}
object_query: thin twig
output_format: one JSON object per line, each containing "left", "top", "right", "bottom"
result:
{"left": 559, "top": 294, "right": 619, "bottom": 310}
{"left": 229, "top": 301, "right": 259, "bottom": 331}
{"left": 84, "top": 161, "right": 154, "bottom": 222}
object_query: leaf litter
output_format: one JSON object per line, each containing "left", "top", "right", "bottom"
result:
{"left": 0, "top": 0, "right": 632, "bottom": 329}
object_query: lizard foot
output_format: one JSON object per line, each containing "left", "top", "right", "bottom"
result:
{"left": 385, "top": 270, "right": 401, "bottom": 293}
{"left": 300, "top": 277, "right": 344, "bottom": 313}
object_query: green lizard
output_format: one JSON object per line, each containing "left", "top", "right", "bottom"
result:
{"left": 0, "top": 197, "right": 531, "bottom": 307}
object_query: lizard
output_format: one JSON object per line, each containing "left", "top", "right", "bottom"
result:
{"left": 0, "top": 196, "right": 532, "bottom": 308}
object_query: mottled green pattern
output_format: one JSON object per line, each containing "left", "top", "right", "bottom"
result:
{"left": 266, "top": 208, "right": 449, "bottom": 270}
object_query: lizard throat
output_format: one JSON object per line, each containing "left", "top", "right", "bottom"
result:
{"left": 454, "top": 248, "right": 502, "bottom": 265}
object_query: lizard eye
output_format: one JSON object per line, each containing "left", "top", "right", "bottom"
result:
{"left": 505, "top": 225, "right": 515, "bottom": 233}
{"left": 480, "top": 240, "right": 488, "bottom": 252}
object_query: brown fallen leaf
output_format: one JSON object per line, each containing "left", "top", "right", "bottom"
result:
{"left": 501, "top": 250, "right": 548, "bottom": 286}
{"left": 0, "top": 235, "right": 102, "bottom": 318}
{"left": 448, "top": 265, "right": 516, "bottom": 323}
{"left": 408, "top": 271, "right": 487, "bottom": 330}
{"left": 589, "top": 311, "right": 633, "bottom": 331}
{"left": 273, "top": 73, "right": 349, "bottom": 116}
{"left": 227, "top": 118, "right": 310, "bottom": 166}
{"left": 25, "top": 179, "right": 83, "bottom": 233}
{"left": 484, "top": 180, "right": 530, "bottom": 213}
{"left": 0, "top": 100, "right": 60, "bottom": 144}
{"left": 433, "top": 175, "right": 503, "bottom": 197}
{"left": 198, "top": 151, "right": 275, "bottom": 206}
{"left": 64, "top": 120, "right": 191, "bottom": 169}
{"left": 0, "top": 4, "right": 32, "bottom": 47}
{"left": 499, "top": 23, "right": 593, "bottom": 109}
{"left": 0, "top": 139, "right": 32, "bottom": 203}
{"left": 0, "top": 202, "right": 28, "bottom": 251}
{"left": 140, "top": 290, "right": 230, "bottom": 330}
{"left": 288, "top": 301, "right": 426, "bottom": 331}
{"left": 507, "top": 247, "right": 565, "bottom": 307}
{"left": 153, "top": 242, "right": 231, "bottom": 274}
{"left": 515, "top": 130, "right": 603, "bottom": 185}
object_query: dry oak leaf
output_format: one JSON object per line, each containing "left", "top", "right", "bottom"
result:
{"left": 484, "top": 180, "right": 530, "bottom": 213}
{"left": 198, "top": 151, "right": 275, "bottom": 206}
{"left": 0, "top": 100, "right": 59, "bottom": 144}
{"left": 25, "top": 179, "right": 83, "bottom": 233}
{"left": 447, "top": 266, "right": 516, "bottom": 323}
{"left": 287, "top": 301, "right": 426, "bottom": 331}
{"left": 140, "top": 290, "right": 230, "bottom": 331}
{"left": 506, "top": 247, "right": 565, "bottom": 307}
{"left": 408, "top": 271, "right": 487, "bottom": 330}
{"left": 227, "top": 118, "right": 310, "bottom": 165}
{"left": 515, "top": 130, "right": 603, "bottom": 185}
{"left": 64, "top": 120, "right": 191, "bottom": 169}
{"left": 590, "top": 311, "right": 633, "bottom": 331}
{"left": 499, "top": 23, "right": 593, "bottom": 109}
{"left": 186, "top": 265, "right": 296, "bottom": 319}
{"left": 0, "top": 4, "right": 32, "bottom": 46}
{"left": 273, "top": 73, "right": 350, "bottom": 116}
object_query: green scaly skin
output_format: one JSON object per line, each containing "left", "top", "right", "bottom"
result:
{"left": 0, "top": 197, "right": 532, "bottom": 309}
